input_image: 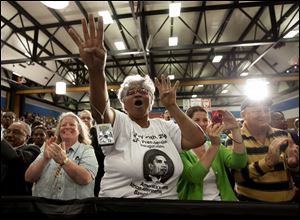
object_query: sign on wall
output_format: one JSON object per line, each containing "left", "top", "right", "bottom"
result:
{"left": 187, "top": 98, "right": 211, "bottom": 110}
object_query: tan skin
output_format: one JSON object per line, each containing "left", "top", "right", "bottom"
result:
{"left": 25, "top": 116, "right": 93, "bottom": 185}
{"left": 4, "top": 122, "right": 29, "bottom": 147}
{"left": 68, "top": 15, "right": 205, "bottom": 150}
{"left": 79, "top": 111, "right": 93, "bottom": 129}
{"left": 242, "top": 106, "right": 299, "bottom": 168}
{"left": 191, "top": 110, "right": 244, "bottom": 169}
{"left": 241, "top": 105, "right": 270, "bottom": 144}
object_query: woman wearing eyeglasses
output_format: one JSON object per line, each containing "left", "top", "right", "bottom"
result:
{"left": 68, "top": 15, "right": 206, "bottom": 199}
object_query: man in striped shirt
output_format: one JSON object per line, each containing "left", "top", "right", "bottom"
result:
{"left": 227, "top": 98, "right": 299, "bottom": 202}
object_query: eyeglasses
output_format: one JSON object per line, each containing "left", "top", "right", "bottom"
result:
{"left": 126, "top": 87, "right": 149, "bottom": 96}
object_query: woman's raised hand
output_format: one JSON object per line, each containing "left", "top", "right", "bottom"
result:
{"left": 68, "top": 14, "right": 107, "bottom": 72}
{"left": 155, "top": 75, "right": 179, "bottom": 108}
{"left": 218, "top": 109, "right": 240, "bottom": 131}
{"left": 206, "top": 123, "right": 224, "bottom": 147}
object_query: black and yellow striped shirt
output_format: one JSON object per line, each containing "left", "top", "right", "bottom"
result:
{"left": 226, "top": 125, "right": 296, "bottom": 202}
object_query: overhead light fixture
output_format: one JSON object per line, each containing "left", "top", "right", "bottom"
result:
{"left": 41, "top": 1, "right": 69, "bottom": 9}
{"left": 244, "top": 78, "right": 269, "bottom": 100}
{"left": 169, "top": 37, "right": 178, "bottom": 46}
{"left": 283, "top": 30, "right": 299, "bottom": 39}
{"left": 98, "top": 11, "right": 113, "bottom": 24}
{"left": 197, "top": 84, "right": 204, "bottom": 87}
{"left": 55, "top": 82, "right": 66, "bottom": 95}
{"left": 169, "top": 3, "right": 181, "bottom": 17}
{"left": 221, "top": 89, "right": 228, "bottom": 94}
{"left": 168, "top": 75, "right": 175, "bottom": 80}
{"left": 240, "top": 72, "right": 249, "bottom": 76}
{"left": 114, "top": 41, "right": 126, "bottom": 50}
{"left": 13, "top": 71, "right": 21, "bottom": 77}
{"left": 212, "top": 55, "right": 223, "bottom": 63}
{"left": 192, "top": 94, "right": 197, "bottom": 98}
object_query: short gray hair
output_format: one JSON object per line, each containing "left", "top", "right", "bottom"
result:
{"left": 117, "top": 74, "right": 155, "bottom": 111}
{"left": 18, "top": 121, "right": 31, "bottom": 136}
{"left": 79, "top": 109, "right": 93, "bottom": 118}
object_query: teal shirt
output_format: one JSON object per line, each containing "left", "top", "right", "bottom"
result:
{"left": 177, "top": 142, "right": 247, "bottom": 201}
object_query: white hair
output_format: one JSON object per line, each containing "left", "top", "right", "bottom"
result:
{"left": 79, "top": 109, "right": 93, "bottom": 118}
{"left": 117, "top": 74, "right": 155, "bottom": 111}
{"left": 55, "top": 112, "right": 91, "bottom": 145}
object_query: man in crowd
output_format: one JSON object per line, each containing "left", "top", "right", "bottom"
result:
{"left": 1, "top": 121, "right": 40, "bottom": 195}
{"left": 2, "top": 111, "right": 16, "bottom": 130}
{"left": 227, "top": 98, "right": 299, "bottom": 202}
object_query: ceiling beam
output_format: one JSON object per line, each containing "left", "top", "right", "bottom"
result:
{"left": 15, "top": 74, "right": 299, "bottom": 94}
{"left": 16, "top": 1, "right": 296, "bottom": 32}
{"left": 2, "top": 38, "right": 298, "bottom": 65}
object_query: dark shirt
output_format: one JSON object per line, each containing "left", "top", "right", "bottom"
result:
{"left": 90, "top": 127, "right": 105, "bottom": 197}
{"left": 1, "top": 139, "right": 40, "bottom": 196}
{"left": 287, "top": 129, "right": 299, "bottom": 146}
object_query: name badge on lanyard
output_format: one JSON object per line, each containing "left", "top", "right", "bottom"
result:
{"left": 95, "top": 123, "right": 115, "bottom": 146}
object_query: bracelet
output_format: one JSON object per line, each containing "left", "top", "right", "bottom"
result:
{"left": 226, "top": 134, "right": 243, "bottom": 144}
{"left": 61, "top": 157, "right": 69, "bottom": 166}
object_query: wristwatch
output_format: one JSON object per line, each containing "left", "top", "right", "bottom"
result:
{"left": 61, "top": 157, "right": 69, "bottom": 166}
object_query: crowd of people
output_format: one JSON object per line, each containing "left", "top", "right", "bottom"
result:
{"left": 1, "top": 15, "right": 299, "bottom": 203}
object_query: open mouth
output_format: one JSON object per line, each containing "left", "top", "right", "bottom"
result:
{"left": 134, "top": 100, "right": 143, "bottom": 106}
{"left": 61, "top": 129, "right": 74, "bottom": 134}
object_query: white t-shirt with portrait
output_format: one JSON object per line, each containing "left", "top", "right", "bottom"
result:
{"left": 99, "top": 110, "right": 183, "bottom": 199}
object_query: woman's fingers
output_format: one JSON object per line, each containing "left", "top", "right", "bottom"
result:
{"left": 173, "top": 80, "right": 179, "bottom": 91}
{"left": 216, "top": 124, "right": 225, "bottom": 134}
{"left": 209, "top": 123, "right": 223, "bottom": 135}
{"left": 161, "top": 74, "right": 166, "bottom": 89}
{"left": 68, "top": 28, "right": 83, "bottom": 47}
{"left": 154, "top": 77, "right": 161, "bottom": 90}
{"left": 97, "top": 16, "right": 104, "bottom": 47}
{"left": 155, "top": 75, "right": 179, "bottom": 97}
{"left": 82, "top": 18, "right": 90, "bottom": 42}
{"left": 89, "top": 14, "right": 95, "bottom": 40}
{"left": 94, "top": 47, "right": 107, "bottom": 57}
{"left": 167, "top": 75, "right": 171, "bottom": 88}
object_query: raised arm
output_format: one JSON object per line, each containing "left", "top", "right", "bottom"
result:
{"left": 220, "top": 109, "right": 245, "bottom": 154}
{"left": 68, "top": 15, "right": 114, "bottom": 124}
{"left": 155, "top": 75, "right": 206, "bottom": 150}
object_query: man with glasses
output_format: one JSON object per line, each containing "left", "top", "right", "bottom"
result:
{"left": 226, "top": 98, "right": 299, "bottom": 202}
{"left": 1, "top": 121, "right": 40, "bottom": 196}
